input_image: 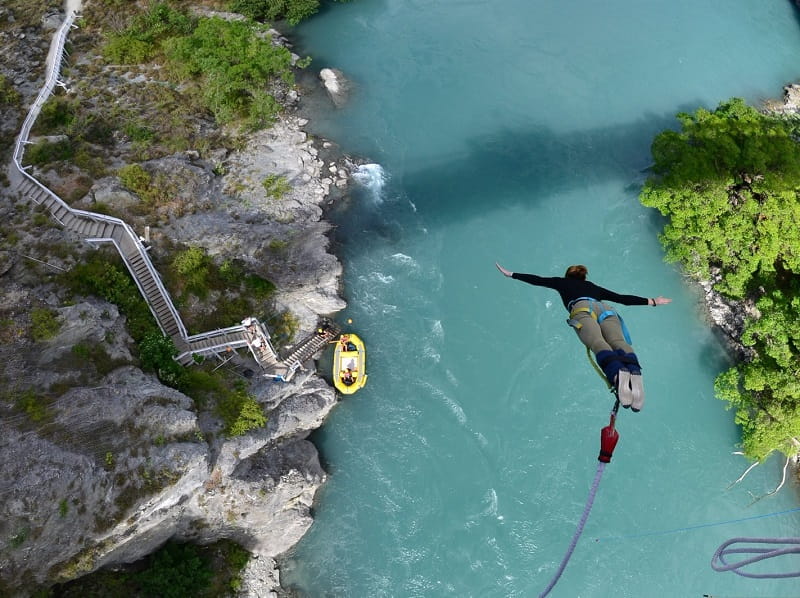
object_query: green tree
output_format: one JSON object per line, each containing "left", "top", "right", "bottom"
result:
{"left": 135, "top": 542, "right": 213, "bottom": 598}
{"left": 642, "top": 98, "right": 800, "bottom": 461}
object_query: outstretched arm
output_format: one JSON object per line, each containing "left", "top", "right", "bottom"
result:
{"left": 649, "top": 296, "right": 672, "bottom": 306}
{"left": 495, "top": 262, "right": 513, "bottom": 277}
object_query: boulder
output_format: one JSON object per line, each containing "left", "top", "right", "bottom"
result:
{"left": 320, "top": 68, "right": 350, "bottom": 107}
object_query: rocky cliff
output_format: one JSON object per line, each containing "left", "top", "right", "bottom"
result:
{"left": 0, "top": 2, "right": 352, "bottom": 595}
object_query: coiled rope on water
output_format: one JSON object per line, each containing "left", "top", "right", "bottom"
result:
{"left": 711, "top": 537, "right": 800, "bottom": 579}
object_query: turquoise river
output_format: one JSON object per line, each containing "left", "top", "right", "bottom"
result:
{"left": 280, "top": 2, "right": 800, "bottom": 596}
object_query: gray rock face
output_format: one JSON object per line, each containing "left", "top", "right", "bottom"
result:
{"left": 0, "top": 355, "right": 338, "bottom": 591}
{"left": 159, "top": 115, "right": 348, "bottom": 333}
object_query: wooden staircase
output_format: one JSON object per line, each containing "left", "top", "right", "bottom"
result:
{"left": 10, "top": 9, "right": 336, "bottom": 383}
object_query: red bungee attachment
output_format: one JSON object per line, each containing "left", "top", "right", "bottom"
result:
{"left": 598, "top": 412, "right": 619, "bottom": 463}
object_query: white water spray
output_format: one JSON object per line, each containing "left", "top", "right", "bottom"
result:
{"left": 352, "top": 163, "right": 387, "bottom": 204}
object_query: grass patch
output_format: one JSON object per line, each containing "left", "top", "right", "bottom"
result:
{"left": 60, "top": 251, "right": 158, "bottom": 342}
{"left": 13, "top": 389, "right": 51, "bottom": 423}
{"left": 98, "top": 4, "right": 296, "bottom": 130}
{"left": 70, "top": 342, "right": 129, "bottom": 377}
{"left": 158, "top": 247, "right": 279, "bottom": 334}
{"left": 262, "top": 174, "right": 291, "bottom": 199}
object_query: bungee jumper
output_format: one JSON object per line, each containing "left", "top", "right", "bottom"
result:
{"left": 495, "top": 262, "right": 671, "bottom": 411}
{"left": 494, "top": 262, "right": 671, "bottom": 596}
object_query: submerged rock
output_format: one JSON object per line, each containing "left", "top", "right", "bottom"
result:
{"left": 320, "top": 67, "right": 351, "bottom": 107}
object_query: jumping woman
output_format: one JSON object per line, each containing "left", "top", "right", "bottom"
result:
{"left": 495, "top": 262, "right": 671, "bottom": 411}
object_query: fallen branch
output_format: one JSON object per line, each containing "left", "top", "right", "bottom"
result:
{"left": 727, "top": 460, "right": 759, "bottom": 490}
{"left": 746, "top": 456, "right": 791, "bottom": 507}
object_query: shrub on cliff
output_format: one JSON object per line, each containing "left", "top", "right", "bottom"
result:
{"left": 229, "top": 0, "right": 322, "bottom": 25}
{"left": 102, "top": 4, "right": 296, "bottom": 129}
{"left": 641, "top": 97, "right": 800, "bottom": 462}
{"left": 216, "top": 380, "right": 267, "bottom": 437}
{"left": 61, "top": 252, "right": 157, "bottom": 341}
{"left": 30, "top": 307, "right": 61, "bottom": 341}
{"left": 0, "top": 74, "right": 20, "bottom": 106}
{"left": 138, "top": 331, "right": 186, "bottom": 389}
{"left": 102, "top": 2, "right": 194, "bottom": 64}
{"left": 162, "top": 16, "right": 292, "bottom": 128}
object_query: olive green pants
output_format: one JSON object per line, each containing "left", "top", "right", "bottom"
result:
{"left": 569, "top": 300, "right": 634, "bottom": 355}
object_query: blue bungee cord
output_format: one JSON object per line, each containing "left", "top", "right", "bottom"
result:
{"left": 539, "top": 460, "right": 608, "bottom": 598}
{"left": 538, "top": 398, "right": 620, "bottom": 598}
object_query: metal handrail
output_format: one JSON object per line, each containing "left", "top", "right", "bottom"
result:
{"left": 12, "top": 10, "right": 187, "bottom": 340}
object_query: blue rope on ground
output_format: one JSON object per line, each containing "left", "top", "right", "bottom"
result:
{"left": 595, "top": 506, "right": 800, "bottom": 542}
{"left": 539, "top": 461, "right": 607, "bottom": 598}
{"left": 711, "top": 537, "right": 800, "bottom": 579}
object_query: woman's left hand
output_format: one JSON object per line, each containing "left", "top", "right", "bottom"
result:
{"left": 495, "top": 262, "right": 513, "bottom": 277}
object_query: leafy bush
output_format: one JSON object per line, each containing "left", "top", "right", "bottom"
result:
{"left": 162, "top": 17, "right": 293, "bottom": 128}
{"left": 118, "top": 163, "right": 152, "bottom": 197}
{"left": 49, "top": 539, "right": 250, "bottom": 597}
{"left": 14, "top": 389, "right": 50, "bottom": 422}
{"left": 25, "top": 139, "right": 75, "bottom": 165}
{"left": 71, "top": 114, "right": 115, "bottom": 146}
{"left": 30, "top": 307, "right": 61, "bottom": 341}
{"left": 0, "top": 74, "right": 20, "bottom": 106}
{"left": 138, "top": 331, "right": 186, "bottom": 388}
{"left": 122, "top": 121, "right": 155, "bottom": 143}
{"left": 135, "top": 542, "right": 213, "bottom": 598}
{"left": 60, "top": 252, "right": 158, "bottom": 342}
{"left": 229, "top": 0, "right": 322, "bottom": 25}
{"left": 217, "top": 381, "right": 266, "bottom": 437}
{"left": 33, "top": 95, "right": 77, "bottom": 133}
{"left": 172, "top": 246, "right": 211, "bottom": 299}
{"left": 102, "top": 5, "right": 295, "bottom": 129}
{"left": 102, "top": 2, "right": 194, "bottom": 64}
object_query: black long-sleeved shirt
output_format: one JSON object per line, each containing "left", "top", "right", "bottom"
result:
{"left": 511, "top": 273, "right": 649, "bottom": 310}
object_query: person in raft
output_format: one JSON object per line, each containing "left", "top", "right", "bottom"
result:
{"left": 495, "top": 262, "right": 671, "bottom": 411}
